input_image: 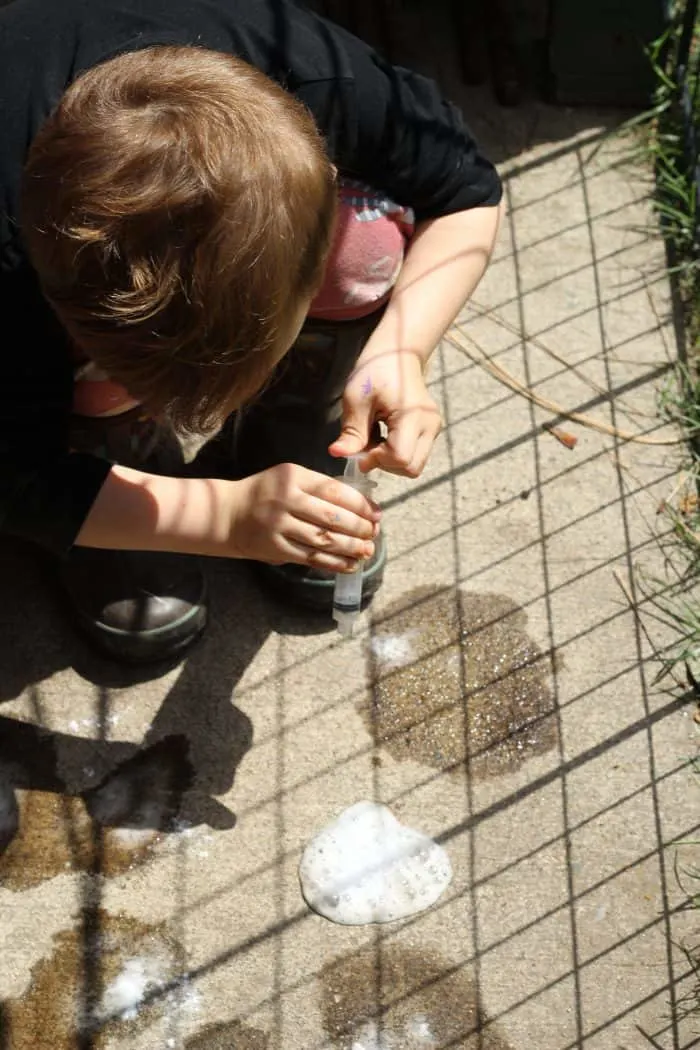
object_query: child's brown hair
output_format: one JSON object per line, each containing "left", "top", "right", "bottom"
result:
{"left": 21, "top": 46, "right": 337, "bottom": 430}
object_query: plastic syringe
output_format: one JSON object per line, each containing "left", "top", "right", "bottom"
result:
{"left": 333, "top": 456, "right": 376, "bottom": 637}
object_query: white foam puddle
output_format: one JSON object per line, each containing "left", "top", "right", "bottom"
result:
{"left": 110, "top": 827, "right": 159, "bottom": 849}
{"left": 299, "top": 801, "right": 452, "bottom": 925}
{"left": 351, "top": 1016, "right": 437, "bottom": 1049}
{"left": 407, "top": 1014, "right": 437, "bottom": 1044}
{"left": 352, "top": 1020, "right": 396, "bottom": 1049}
{"left": 168, "top": 820, "right": 212, "bottom": 859}
{"left": 98, "top": 956, "right": 163, "bottom": 1021}
{"left": 68, "top": 718, "right": 93, "bottom": 734}
{"left": 97, "top": 959, "right": 200, "bottom": 1027}
{"left": 370, "top": 632, "right": 417, "bottom": 670}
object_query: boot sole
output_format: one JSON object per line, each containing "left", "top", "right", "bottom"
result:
{"left": 72, "top": 601, "right": 208, "bottom": 665}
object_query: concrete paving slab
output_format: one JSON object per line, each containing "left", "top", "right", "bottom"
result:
{"left": 1, "top": 95, "right": 700, "bottom": 1050}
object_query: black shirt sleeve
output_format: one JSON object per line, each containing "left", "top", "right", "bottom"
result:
{"left": 295, "top": 29, "right": 502, "bottom": 220}
{"left": 0, "top": 269, "right": 112, "bottom": 555}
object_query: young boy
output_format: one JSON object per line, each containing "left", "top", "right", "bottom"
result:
{"left": 0, "top": 0, "right": 503, "bottom": 663}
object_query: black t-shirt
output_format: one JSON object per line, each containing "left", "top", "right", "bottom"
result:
{"left": 0, "top": 0, "right": 502, "bottom": 554}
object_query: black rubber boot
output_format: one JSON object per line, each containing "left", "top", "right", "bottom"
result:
{"left": 217, "top": 311, "right": 388, "bottom": 612}
{"left": 63, "top": 410, "right": 208, "bottom": 664}
{"left": 60, "top": 548, "right": 207, "bottom": 664}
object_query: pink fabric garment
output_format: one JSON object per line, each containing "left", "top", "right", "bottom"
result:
{"left": 308, "top": 178, "right": 414, "bottom": 321}
{"left": 72, "top": 178, "right": 414, "bottom": 418}
{"left": 71, "top": 361, "right": 141, "bottom": 418}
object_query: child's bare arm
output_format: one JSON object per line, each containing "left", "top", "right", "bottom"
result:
{"left": 75, "top": 462, "right": 380, "bottom": 572}
{"left": 365, "top": 203, "right": 504, "bottom": 367}
{"left": 331, "top": 201, "right": 504, "bottom": 476}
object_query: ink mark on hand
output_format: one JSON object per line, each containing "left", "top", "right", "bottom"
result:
{"left": 361, "top": 377, "right": 373, "bottom": 397}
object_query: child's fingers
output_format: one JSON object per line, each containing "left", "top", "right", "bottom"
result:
{"left": 362, "top": 441, "right": 425, "bottom": 478}
{"left": 329, "top": 394, "right": 374, "bottom": 459}
{"left": 363, "top": 433, "right": 421, "bottom": 476}
{"left": 404, "top": 430, "right": 437, "bottom": 478}
{"left": 287, "top": 518, "right": 375, "bottom": 562}
{"left": 308, "top": 474, "right": 381, "bottom": 523}
{"left": 354, "top": 417, "right": 420, "bottom": 476}
{"left": 283, "top": 543, "right": 360, "bottom": 573}
{"left": 282, "top": 535, "right": 371, "bottom": 573}
{"left": 297, "top": 493, "right": 377, "bottom": 540}
{"left": 361, "top": 411, "right": 441, "bottom": 476}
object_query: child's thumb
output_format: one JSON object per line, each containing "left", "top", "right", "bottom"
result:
{"left": 329, "top": 405, "right": 372, "bottom": 457}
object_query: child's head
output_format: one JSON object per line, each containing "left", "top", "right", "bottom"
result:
{"left": 21, "top": 46, "right": 337, "bottom": 430}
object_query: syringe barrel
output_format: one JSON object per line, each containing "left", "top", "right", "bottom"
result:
{"left": 333, "top": 565, "right": 363, "bottom": 614}
{"left": 332, "top": 456, "right": 377, "bottom": 633}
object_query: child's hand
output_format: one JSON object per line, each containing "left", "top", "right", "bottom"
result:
{"left": 230, "top": 463, "right": 380, "bottom": 570}
{"left": 329, "top": 348, "right": 442, "bottom": 477}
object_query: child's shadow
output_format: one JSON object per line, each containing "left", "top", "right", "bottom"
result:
{"left": 0, "top": 543, "right": 300, "bottom": 872}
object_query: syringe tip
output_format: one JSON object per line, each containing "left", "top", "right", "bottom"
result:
{"left": 343, "top": 454, "right": 361, "bottom": 481}
{"left": 333, "top": 609, "right": 357, "bottom": 637}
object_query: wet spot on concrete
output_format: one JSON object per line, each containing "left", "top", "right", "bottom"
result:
{"left": 361, "top": 588, "right": 558, "bottom": 779}
{"left": 0, "top": 737, "right": 193, "bottom": 890}
{"left": 1, "top": 911, "right": 190, "bottom": 1050}
{"left": 0, "top": 791, "right": 96, "bottom": 890}
{"left": 185, "top": 1019, "right": 270, "bottom": 1049}
{"left": 0, "top": 790, "right": 163, "bottom": 890}
{"left": 321, "top": 941, "right": 513, "bottom": 1048}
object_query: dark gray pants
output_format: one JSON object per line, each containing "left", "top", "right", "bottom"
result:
{"left": 68, "top": 308, "right": 385, "bottom": 480}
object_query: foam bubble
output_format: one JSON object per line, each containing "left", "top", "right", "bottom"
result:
{"left": 299, "top": 801, "right": 452, "bottom": 925}
{"left": 351, "top": 1020, "right": 396, "bottom": 1049}
{"left": 110, "top": 826, "right": 159, "bottom": 849}
{"left": 370, "top": 633, "right": 417, "bottom": 670}
{"left": 407, "top": 1014, "right": 437, "bottom": 1044}
{"left": 98, "top": 956, "right": 163, "bottom": 1021}
{"left": 349, "top": 1016, "right": 437, "bottom": 1048}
